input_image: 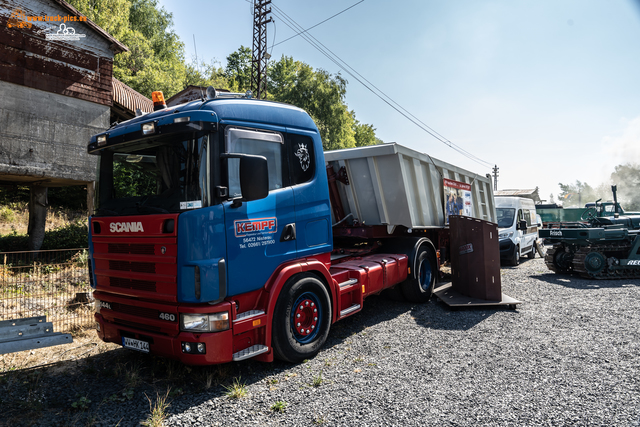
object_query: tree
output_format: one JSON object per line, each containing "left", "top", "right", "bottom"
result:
{"left": 353, "top": 117, "right": 379, "bottom": 147}
{"left": 224, "top": 46, "right": 252, "bottom": 92}
{"left": 185, "top": 60, "right": 229, "bottom": 89}
{"left": 557, "top": 181, "right": 611, "bottom": 207}
{"left": 610, "top": 163, "right": 640, "bottom": 211}
{"left": 67, "top": 0, "right": 188, "bottom": 98}
{"left": 557, "top": 181, "right": 597, "bottom": 207}
{"left": 266, "top": 55, "right": 369, "bottom": 150}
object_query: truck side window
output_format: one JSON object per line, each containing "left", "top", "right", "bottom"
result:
{"left": 288, "top": 134, "right": 315, "bottom": 185}
{"left": 523, "top": 209, "right": 532, "bottom": 226}
{"left": 225, "top": 127, "right": 284, "bottom": 198}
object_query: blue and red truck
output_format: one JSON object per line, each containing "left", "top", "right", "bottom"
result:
{"left": 88, "top": 89, "right": 496, "bottom": 364}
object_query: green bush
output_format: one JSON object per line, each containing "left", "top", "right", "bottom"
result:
{"left": 0, "top": 231, "right": 28, "bottom": 252}
{"left": 0, "top": 221, "right": 88, "bottom": 252}
{"left": 41, "top": 221, "right": 88, "bottom": 250}
{"left": 0, "top": 206, "right": 15, "bottom": 222}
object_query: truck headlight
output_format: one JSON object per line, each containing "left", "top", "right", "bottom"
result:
{"left": 95, "top": 298, "right": 101, "bottom": 314}
{"left": 180, "top": 312, "right": 229, "bottom": 332}
{"left": 499, "top": 231, "right": 513, "bottom": 240}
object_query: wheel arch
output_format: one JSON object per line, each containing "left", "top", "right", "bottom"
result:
{"left": 384, "top": 237, "right": 438, "bottom": 280}
{"left": 262, "top": 257, "right": 336, "bottom": 331}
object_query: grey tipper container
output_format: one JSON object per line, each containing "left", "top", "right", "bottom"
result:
{"left": 324, "top": 143, "right": 496, "bottom": 231}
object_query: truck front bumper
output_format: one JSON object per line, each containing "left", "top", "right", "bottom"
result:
{"left": 95, "top": 313, "right": 234, "bottom": 365}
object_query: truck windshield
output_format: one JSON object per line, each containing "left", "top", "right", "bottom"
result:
{"left": 94, "top": 133, "right": 210, "bottom": 215}
{"left": 496, "top": 208, "right": 515, "bottom": 228}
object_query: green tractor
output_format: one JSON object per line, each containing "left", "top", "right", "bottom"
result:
{"left": 539, "top": 185, "right": 640, "bottom": 279}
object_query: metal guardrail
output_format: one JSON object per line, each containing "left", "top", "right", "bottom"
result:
{"left": 0, "top": 316, "right": 72, "bottom": 354}
{"left": 0, "top": 248, "right": 94, "bottom": 334}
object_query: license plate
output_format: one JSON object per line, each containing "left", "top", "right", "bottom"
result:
{"left": 122, "top": 337, "right": 150, "bottom": 353}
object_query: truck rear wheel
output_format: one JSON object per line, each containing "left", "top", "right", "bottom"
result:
{"left": 272, "top": 274, "right": 332, "bottom": 363}
{"left": 528, "top": 245, "right": 536, "bottom": 259}
{"left": 401, "top": 245, "right": 437, "bottom": 303}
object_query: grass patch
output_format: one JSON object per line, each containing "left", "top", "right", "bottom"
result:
{"left": 223, "top": 377, "right": 247, "bottom": 399}
{"left": 271, "top": 400, "right": 287, "bottom": 413}
{"left": 311, "top": 372, "right": 323, "bottom": 387}
{"left": 142, "top": 389, "right": 171, "bottom": 427}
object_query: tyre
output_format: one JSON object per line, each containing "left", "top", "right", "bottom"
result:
{"left": 401, "top": 245, "right": 437, "bottom": 303}
{"left": 509, "top": 245, "right": 520, "bottom": 266}
{"left": 528, "top": 244, "right": 536, "bottom": 259}
{"left": 272, "top": 274, "right": 332, "bottom": 363}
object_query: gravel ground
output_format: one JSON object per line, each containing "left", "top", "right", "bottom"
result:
{"left": 2, "top": 256, "right": 639, "bottom": 426}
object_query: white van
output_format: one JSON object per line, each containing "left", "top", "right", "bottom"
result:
{"left": 495, "top": 196, "right": 539, "bottom": 265}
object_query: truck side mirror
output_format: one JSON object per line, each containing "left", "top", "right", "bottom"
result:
{"left": 239, "top": 155, "right": 268, "bottom": 201}
{"left": 518, "top": 220, "right": 527, "bottom": 231}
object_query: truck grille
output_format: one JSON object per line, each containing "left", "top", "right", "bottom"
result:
{"left": 108, "top": 243, "right": 155, "bottom": 255}
{"left": 111, "top": 302, "right": 159, "bottom": 320}
{"left": 93, "top": 236, "right": 177, "bottom": 301}
{"left": 109, "top": 260, "right": 156, "bottom": 274}
{"left": 110, "top": 277, "right": 157, "bottom": 292}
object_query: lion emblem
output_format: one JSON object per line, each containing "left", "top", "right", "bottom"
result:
{"left": 294, "top": 143, "right": 310, "bottom": 172}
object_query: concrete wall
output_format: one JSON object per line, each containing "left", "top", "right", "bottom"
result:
{"left": 0, "top": 80, "right": 107, "bottom": 185}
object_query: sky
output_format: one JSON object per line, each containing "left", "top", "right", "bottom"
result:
{"left": 157, "top": 0, "right": 640, "bottom": 204}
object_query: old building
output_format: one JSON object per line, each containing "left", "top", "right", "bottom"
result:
{"left": 494, "top": 188, "right": 542, "bottom": 204}
{"left": 0, "top": 0, "right": 127, "bottom": 249}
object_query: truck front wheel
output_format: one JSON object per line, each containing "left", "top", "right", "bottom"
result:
{"left": 401, "top": 245, "right": 437, "bottom": 303}
{"left": 272, "top": 274, "right": 332, "bottom": 363}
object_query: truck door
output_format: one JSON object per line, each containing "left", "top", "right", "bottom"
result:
{"left": 222, "top": 127, "right": 297, "bottom": 296}
{"left": 285, "top": 132, "right": 332, "bottom": 258}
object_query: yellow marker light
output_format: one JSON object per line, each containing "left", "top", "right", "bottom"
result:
{"left": 362, "top": 285, "right": 365, "bottom": 294}
{"left": 253, "top": 319, "right": 261, "bottom": 327}
{"left": 152, "top": 91, "right": 167, "bottom": 111}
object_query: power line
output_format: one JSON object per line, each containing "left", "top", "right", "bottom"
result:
{"left": 271, "top": 0, "right": 364, "bottom": 48}
{"left": 270, "top": 3, "right": 493, "bottom": 169}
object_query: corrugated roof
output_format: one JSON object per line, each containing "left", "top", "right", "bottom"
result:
{"left": 112, "top": 78, "right": 153, "bottom": 114}
{"left": 495, "top": 189, "right": 538, "bottom": 196}
{"left": 495, "top": 188, "right": 541, "bottom": 202}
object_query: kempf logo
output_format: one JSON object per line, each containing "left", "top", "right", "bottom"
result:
{"left": 46, "top": 23, "right": 86, "bottom": 41}
{"left": 234, "top": 218, "right": 277, "bottom": 237}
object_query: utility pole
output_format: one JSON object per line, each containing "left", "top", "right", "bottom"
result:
{"left": 251, "top": 0, "right": 272, "bottom": 100}
{"left": 492, "top": 165, "right": 499, "bottom": 191}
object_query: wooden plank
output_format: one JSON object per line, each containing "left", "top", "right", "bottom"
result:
{"left": 0, "top": 62, "right": 112, "bottom": 106}
{"left": 434, "top": 283, "right": 522, "bottom": 308}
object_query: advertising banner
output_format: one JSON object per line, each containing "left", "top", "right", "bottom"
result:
{"left": 443, "top": 178, "right": 474, "bottom": 224}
